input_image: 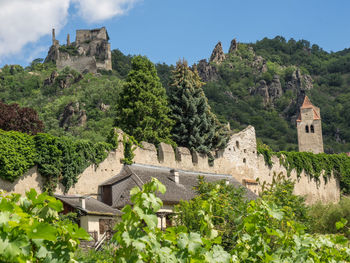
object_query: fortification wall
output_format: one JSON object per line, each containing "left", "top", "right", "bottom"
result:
{"left": 0, "top": 126, "right": 340, "bottom": 204}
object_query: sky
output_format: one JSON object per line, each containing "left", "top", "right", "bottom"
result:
{"left": 1, "top": 0, "right": 350, "bottom": 67}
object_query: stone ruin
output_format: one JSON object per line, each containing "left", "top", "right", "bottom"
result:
{"left": 45, "top": 27, "right": 112, "bottom": 74}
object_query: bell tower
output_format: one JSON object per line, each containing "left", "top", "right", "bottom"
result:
{"left": 297, "top": 96, "right": 324, "bottom": 153}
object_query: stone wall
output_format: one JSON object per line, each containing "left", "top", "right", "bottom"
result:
{"left": 0, "top": 126, "right": 340, "bottom": 204}
{"left": 56, "top": 54, "right": 97, "bottom": 73}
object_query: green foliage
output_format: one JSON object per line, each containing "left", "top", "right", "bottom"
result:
{"left": 111, "top": 49, "right": 132, "bottom": 78}
{"left": 257, "top": 143, "right": 350, "bottom": 193}
{"left": 0, "top": 130, "right": 37, "bottom": 181}
{"left": 169, "top": 60, "right": 228, "bottom": 154}
{"left": 0, "top": 130, "right": 111, "bottom": 193}
{"left": 115, "top": 55, "right": 174, "bottom": 145}
{"left": 59, "top": 45, "right": 79, "bottom": 56}
{"left": 260, "top": 172, "right": 309, "bottom": 225}
{"left": 121, "top": 133, "right": 139, "bottom": 165}
{"left": 76, "top": 244, "right": 116, "bottom": 263}
{"left": 308, "top": 197, "right": 350, "bottom": 238}
{"left": 113, "top": 178, "right": 231, "bottom": 263}
{"left": 174, "top": 177, "right": 249, "bottom": 251}
{"left": 0, "top": 189, "right": 90, "bottom": 262}
{"left": 232, "top": 198, "right": 350, "bottom": 262}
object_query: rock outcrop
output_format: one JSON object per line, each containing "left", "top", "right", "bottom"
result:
{"left": 228, "top": 38, "right": 238, "bottom": 54}
{"left": 196, "top": 59, "right": 219, "bottom": 82}
{"left": 209, "top": 42, "right": 226, "bottom": 64}
{"left": 253, "top": 75, "right": 282, "bottom": 106}
{"left": 59, "top": 102, "right": 87, "bottom": 130}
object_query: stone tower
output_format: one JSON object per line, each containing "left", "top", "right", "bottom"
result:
{"left": 297, "top": 96, "right": 324, "bottom": 153}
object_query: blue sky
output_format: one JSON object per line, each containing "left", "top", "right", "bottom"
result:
{"left": 1, "top": 0, "right": 350, "bottom": 67}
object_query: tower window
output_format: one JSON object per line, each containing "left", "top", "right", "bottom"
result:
{"left": 305, "top": 125, "right": 309, "bottom": 133}
{"left": 310, "top": 125, "right": 314, "bottom": 133}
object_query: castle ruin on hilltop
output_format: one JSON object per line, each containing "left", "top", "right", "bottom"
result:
{"left": 45, "top": 27, "right": 112, "bottom": 73}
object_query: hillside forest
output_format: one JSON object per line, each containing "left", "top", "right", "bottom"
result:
{"left": 1, "top": 36, "right": 350, "bottom": 154}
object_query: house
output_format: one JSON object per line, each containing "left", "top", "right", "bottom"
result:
{"left": 99, "top": 164, "right": 257, "bottom": 229}
{"left": 55, "top": 194, "right": 121, "bottom": 241}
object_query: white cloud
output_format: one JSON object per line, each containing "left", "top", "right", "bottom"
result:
{"left": 0, "top": 0, "right": 70, "bottom": 59}
{"left": 72, "top": 0, "right": 139, "bottom": 22}
{"left": 0, "top": 0, "right": 139, "bottom": 62}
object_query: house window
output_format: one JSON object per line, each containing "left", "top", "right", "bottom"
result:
{"left": 310, "top": 125, "right": 314, "bottom": 133}
{"left": 305, "top": 125, "right": 309, "bottom": 133}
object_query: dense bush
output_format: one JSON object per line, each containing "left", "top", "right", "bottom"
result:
{"left": 0, "top": 102, "right": 44, "bottom": 134}
{"left": 0, "top": 189, "right": 90, "bottom": 262}
{"left": 0, "top": 130, "right": 37, "bottom": 181}
{"left": 0, "top": 130, "right": 111, "bottom": 193}
{"left": 174, "top": 177, "right": 248, "bottom": 251}
{"left": 309, "top": 197, "right": 350, "bottom": 238}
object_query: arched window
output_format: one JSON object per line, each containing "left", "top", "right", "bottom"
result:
{"left": 310, "top": 125, "right": 314, "bottom": 133}
{"left": 305, "top": 125, "right": 309, "bottom": 133}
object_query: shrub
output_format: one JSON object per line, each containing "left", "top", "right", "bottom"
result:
{"left": 0, "top": 189, "right": 90, "bottom": 262}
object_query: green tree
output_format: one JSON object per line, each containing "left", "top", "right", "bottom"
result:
{"left": 169, "top": 60, "right": 227, "bottom": 154}
{"left": 115, "top": 56, "right": 174, "bottom": 145}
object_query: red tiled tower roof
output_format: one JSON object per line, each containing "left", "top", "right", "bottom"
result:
{"left": 296, "top": 96, "right": 320, "bottom": 122}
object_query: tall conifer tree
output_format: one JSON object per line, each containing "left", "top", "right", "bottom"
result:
{"left": 169, "top": 60, "right": 227, "bottom": 154}
{"left": 115, "top": 56, "right": 173, "bottom": 144}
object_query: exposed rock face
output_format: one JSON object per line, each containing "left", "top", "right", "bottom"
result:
{"left": 209, "top": 42, "right": 226, "bottom": 64}
{"left": 228, "top": 38, "right": 238, "bottom": 54}
{"left": 99, "top": 103, "right": 110, "bottom": 112}
{"left": 196, "top": 59, "right": 219, "bottom": 82}
{"left": 43, "top": 71, "right": 59, "bottom": 86}
{"left": 43, "top": 70, "right": 82, "bottom": 90}
{"left": 254, "top": 80, "right": 270, "bottom": 105}
{"left": 252, "top": 55, "right": 267, "bottom": 73}
{"left": 253, "top": 75, "right": 282, "bottom": 106}
{"left": 45, "top": 27, "right": 112, "bottom": 74}
{"left": 59, "top": 102, "right": 87, "bottom": 130}
{"left": 282, "top": 69, "right": 314, "bottom": 123}
{"left": 269, "top": 75, "right": 283, "bottom": 100}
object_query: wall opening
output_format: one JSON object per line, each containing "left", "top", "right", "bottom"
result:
{"left": 243, "top": 158, "right": 246, "bottom": 164}
{"left": 310, "top": 125, "right": 314, "bottom": 133}
{"left": 236, "top": 141, "right": 240, "bottom": 149}
{"left": 305, "top": 125, "right": 309, "bottom": 133}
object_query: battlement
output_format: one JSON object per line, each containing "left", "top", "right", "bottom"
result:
{"left": 0, "top": 126, "right": 340, "bottom": 205}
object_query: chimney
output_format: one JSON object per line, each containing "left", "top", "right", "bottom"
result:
{"left": 52, "top": 28, "right": 56, "bottom": 45}
{"left": 79, "top": 197, "right": 86, "bottom": 209}
{"left": 170, "top": 169, "right": 179, "bottom": 184}
{"left": 67, "top": 33, "right": 70, "bottom": 45}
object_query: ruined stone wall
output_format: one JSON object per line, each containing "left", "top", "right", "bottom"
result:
{"left": 0, "top": 126, "right": 340, "bottom": 204}
{"left": 56, "top": 54, "right": 97, "bottom": 73}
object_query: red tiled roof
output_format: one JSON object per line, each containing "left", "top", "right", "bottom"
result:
{"left": 296, "top": 96, "right": 321, "bottom": 122}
